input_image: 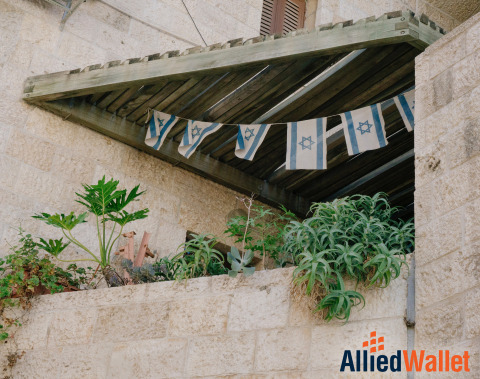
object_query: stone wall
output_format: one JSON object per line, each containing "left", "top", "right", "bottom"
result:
{"left": 414, "top": 10, "right": 480, "bottom": 378}
{"left": 313, "top": 0, "right": 479, "bottom": 31}
{"left": 0, "top": 0, "right": 263, "bottom": 260}
{"left": 1, "top": 267, "right": 409, "bottom": 377}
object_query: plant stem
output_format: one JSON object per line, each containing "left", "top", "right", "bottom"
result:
{"left": 62, "top": 230, "right": 100, "bottom": 264}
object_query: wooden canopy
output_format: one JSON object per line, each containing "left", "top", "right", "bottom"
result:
{"left": 23, "top": 10, "right": 444, "bottom": 217}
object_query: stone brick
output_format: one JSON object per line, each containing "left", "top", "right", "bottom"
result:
{"left": 186, "top": 333, "right": 256, "bottom": 376}
{"left": 415, "top": 208, "right": 463, "bottom": 266}
{"left": 466, "top": 17, "right": 480, "bottom": 54}
{"left": 453, "top": 50, "right": 480, "bottom": 100}
{"left": 84, "top": 1, "right": 131, "bottom": 33}
{"left": 109, "top": 338, "right": 187, "bottom": 378}
{"left": 465, "top": 286, "right": 480, "bottom": 339}
{"left": 415, "top": 136, "right": 447, "bottom": 188}
{"left": 169, "top": 295, "right": 231, "bottom": 336}
{"left": 311, "top": 318, "right": 407, "bottom": 369}
{"left": 414, "top": 82, "right": 435, "bottom": 123}
{"left": 227, "top": 286, "right": 290, "bottom": 332}
{"left": 415, "top": 53, "right": 430, "bottom": 86}
{"left": 19, "top": 12, "right": 61, "bottom": 53}
{"left": 93, "top": 302, "right": 169, "bottom": 342}
{"left": 57, "top": 31, "right": 108, "bottom": 68}
{"left": 432, "top": 68, "right": 453, "bottom": 109}
{"left": 432, "top": 155, "right": 480, "bottom": 215}
{"left": 48, "top": 308, "right": 98, "bottom": 346}
{"left": 144, "top": 275, "right": 211, "bottom": 302}
{"left": 255, "top": 328, "right": 310, "bottom": 372}
{"left": 414, "top": 183, "right": 433, "bottom": 227}
{"left": 416, "top": 247, "right": 480, "bottom": 309}
{"left": 0, "top": 154, "right": 20, "bottom": 190}
{"left": 5, "top": 130, "right": 55, "bottom": 171}
{"left": 50, "top": 150, "right": 97, "bottom": 184}
{"left": 10, "top": 312, "right": 51, "bottom": 350}
{"left": 445, "top": 117, "right": 480, "bottom": 169}
{"left": 465, "top": 197, "right": 480, "bottom": 246}
{"left": 12, "top": 344, "right": 112, "bottom": 379}
{"left": 84, "top": 283, "right": 147, "bottom": 307}
{"left": 154, "top": 220, "right": 186, "bottom": 257}
{"left": 416, "top": 298, "right": 464, "bottom": 349}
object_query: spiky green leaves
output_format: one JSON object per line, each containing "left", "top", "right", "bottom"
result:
{"left": 227, "top": 247, "right": 255, "bottom": 278}
{"left": 33, "top": 212, "right": 88, "bottom": 230}
{"left": 36, "top": 238, "right": 70, "bottom": 257}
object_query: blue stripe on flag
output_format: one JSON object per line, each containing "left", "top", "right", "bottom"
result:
{"left": 182, "top": 123, "right": 190, "bottom": 146}
{"left": 398, "top": 94, "right": 415, "bottom": 129}
{"left": 237, "top": 125, "right": 245, "bottom": 150}
{"left": 290, "top": 122, "right": 297, "bottom": 170}
{"left": 152, "top": 114, "right": 177, "bottom": 150}
{"left": 316, "top": 118, "right": 324, "bottom": 169}
{"left": 345, "top": 112, "right": 359, "bottom": 155}
{"left": 371, "top": 104, "right": 387, "bottom": 147}
{"left": 149, "top": 116, "right": 157, "bottom": 138}
{"left": 244, "top": 124, "right": 267, "bottom": 161}
{"left": 185, "top": 123, "right": 220, "bottom": 158}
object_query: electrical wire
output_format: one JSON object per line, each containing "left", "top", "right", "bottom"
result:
{"left": 181, "top": 0, "right": 208, "bottom": 47}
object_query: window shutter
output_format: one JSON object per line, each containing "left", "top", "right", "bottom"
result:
{"left": 260, "top": 0, "right": 305, "bottom": 36}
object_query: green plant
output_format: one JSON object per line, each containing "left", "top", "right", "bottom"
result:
{"left": 227, "top": 246, "right": 255, "bottom": 277}
{"left": 121, "top": 234, "right": 227, "bottom": 284}
{"left": 225, "top": 203, "right": 297, "bottom": 268}
{"left": 33, "top": 177, "right": 149, "bottom": 276}
{"left": 0, "top": 229, "right": 92, "bottom": 340}
{"left": 287, "top": 193, "right": 413, "bottom": 322}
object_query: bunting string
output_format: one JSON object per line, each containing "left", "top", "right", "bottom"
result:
{"left": 144, "top": 89, "right": 415, "bottom": 170}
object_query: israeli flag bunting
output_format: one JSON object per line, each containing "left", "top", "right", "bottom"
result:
{"left": 286, "top": 118, "right": 327, "bottom": 170}
{"left": 178, "top": 120, "right": 222, "bottom": 158}
{"left": 341, "top": 104, "right": 388, "bottom": 156}
{"left": 235, "top": 124, "right": 270, "bottom": 160}
{"left": 144, "top": 111, "right": 179, "bottom": 150}
{"left": 394, "top": 89, "right": 415, "bottom": 132}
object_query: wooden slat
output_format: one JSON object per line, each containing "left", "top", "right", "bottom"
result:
{"left": 116, "top": 82, "right": 169, "bottom": 118}
{"left": 24, "top": 12, "right": 431, "bottom": 102}
{"left": 41, "top": 98, "right": 311, "bottom": 215}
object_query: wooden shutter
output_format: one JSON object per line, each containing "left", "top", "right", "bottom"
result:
{"left": 260, "top": 0, "right": 306, "bottom": 36}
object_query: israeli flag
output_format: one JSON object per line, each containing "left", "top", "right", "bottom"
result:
{"left": 235, "top": 124, "right": 270, "bottom": 160}
{"left": 178, "top": 120, "right": 222, "bottom": 158}
{"left": 394, "top": 89, "right": 415, "bottom": 132}
{"left": 144, "top": 111, "right": 179, "bottom": 150}
{"left": 286, "top": 118, "right": 326, "bottom": 170}
{"left": 341, "top": 104, "right": 387, "bottom": 156}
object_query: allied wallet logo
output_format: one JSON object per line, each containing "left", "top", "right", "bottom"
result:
{"left": 340, "top": 331, "right": 471, "bottom": 373}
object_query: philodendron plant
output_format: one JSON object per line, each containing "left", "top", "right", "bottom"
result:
{"left": 33, "top": 177, "right": 149, "bottom": 282}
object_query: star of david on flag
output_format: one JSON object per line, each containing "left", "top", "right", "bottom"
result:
{"left": 235, "top": 124, "right": 270, "bottom": 161}
{"left": 286, "top": 118, "right": 326, "bottom": 170}
{"left": 341, "top": 104, "right": 388, "bottom": 156}
{"left": 178, "top": 120, "right": 222, "bottom": 158}
{"left": 144, "top": 111, "right": 179, "bottom": 150}
{"left": 394, "top": 89, "right": 415, "bottom": 132}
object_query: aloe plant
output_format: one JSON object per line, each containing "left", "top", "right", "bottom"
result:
{"left": 33, "top": 177, "right": 149, "bottom": 270}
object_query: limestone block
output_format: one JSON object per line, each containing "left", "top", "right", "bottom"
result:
{"left": 466, "top": 17, "right": 480, "bottom": 55}
{"left": 186, "top": 333, "right": 256, "bottom": 376}
{"left": 83, "top": 0, "right": 131, "bottom": 33}
{"left": 211, "top": 267, "right": 294, "bottom": 294}
{"left": 416, "top": 248, "right": 480, "bottom": 309}
{"left": 310, "top": 318, "right": 407, "bottom": 369}
{"left": 415, "top": 53, "right": 430, "bottom": 86}
{"left": 154, "top": 220, "right": 186, "bottom": 257}
{"left": 428, "top": 30, "right": 466, "bottom": 79}
{"left": 9, "top": 312, "right": 51, "bottom": 350}
{"left": 414, "top": 83, "right": 435, "bottom": 123}
{"left": 255, "top": 328, "right": 311, "bottom": 372}
{"left": 84, "top": 283, "right": 147, "bottom": 307}
{"left": 417, "top": 0, "right": 458, "bottom": 32}
{"left": 144, "top": 275, "right": 211, "bottom": 302}
{"left": 109, "top": 338, "right": 187, "bottom": 378}
{"left": 169, "top": 295, "right": 231, "bottom": 336}
{"left": 0, "top": 24, "right": 19, "bottom": 67}
{"left": 414, "top": 137, "right": 446, "bottom": 188}
{"left": 465, "top": 286, "right": 480, "bottom": 339}
{"left": 19, "top": 12, "right": 61, "bottom": 53}
{"left": 50, "top": 150, "right": 97, "bottom": 184}
{"left": 48, "top": 308, "right": 98, "bottom": 347}
{"left": 453, "top": 50, "right": 480, "bottom": 100}
{"left": 28, "top": 46, "right": 74, "bottom": 76}
{"left": 0, "top": 154, "right": 20, "bottom": 191}
{"left": 414, "top": 208, "right": 463, "bottom": 266}
{"left": 57, "top": 32, "right": 107, "bottom": 68}
{"left": 228, "top": 285, "right": 290, "bottom": 332}
{"left": 136, "top": 185, "right": 181, "bottom": 225}
{"left": 0, "top": 96, "right": 31, "bottom": 128}
{"left": 445, "top": 118, "right": 480, "bottom": 169}
{"left": 0, "top": 0, "right": 24, "bottom": 34}
{"left": 12, "top": 344, "right": 112, "bottom": 379}
{"left": 432, "top": 68, "right": 453, "bottom": 110}
{"left": 414, "top": 183, "right": 433, "bottom": 227}
{"left": 93, "top": 302, "right": 169, "bottom": 342}
{"left": 465, "top": 197, "right": 480, "bottom": 246}
{"left": 30, "top": 289, "right": 88, "bottom": 313}
{"left": 0, "top": 40, "right": 35, "bottom": 97}
{"left": 5, "top": 130, "right": 55, "bottom": 172}
{"left": 416, "top": 298, "right": 464, "bottom": 349}
{"left": 432, "top": 155, "right": 480, "bottom": 215}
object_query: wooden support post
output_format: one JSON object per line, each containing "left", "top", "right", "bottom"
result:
{"left": 134, "top": 232, "right": 151, "bottom": 267}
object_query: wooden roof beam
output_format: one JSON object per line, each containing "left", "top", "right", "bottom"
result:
{"left": 39, "top": 98, "right": 311, "bottom": 216}
{"left": 23, "top": 11, "right": 441, "bottom": 103}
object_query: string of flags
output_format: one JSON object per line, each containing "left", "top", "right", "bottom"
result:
{"left": 144, "top": 89, "right": 415, "bottom": 170}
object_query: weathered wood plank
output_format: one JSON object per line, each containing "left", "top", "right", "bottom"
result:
{"left": 39, "top": 98, "right": 311, "bottom": 215}
{"left": 24, "top": 13, "right": 427, "bottom": 102}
